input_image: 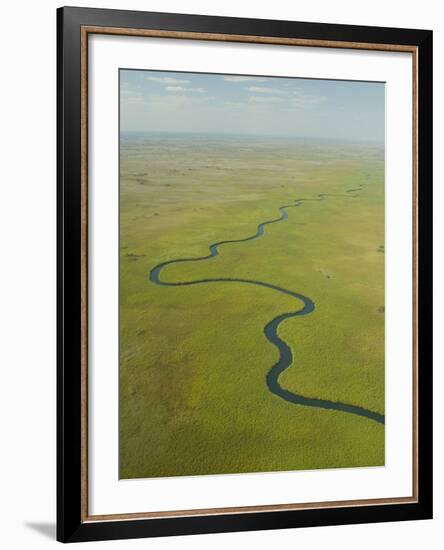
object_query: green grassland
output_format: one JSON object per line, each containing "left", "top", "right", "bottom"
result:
{"left": 119, "top": 133, "right": 385, "bottom": 479}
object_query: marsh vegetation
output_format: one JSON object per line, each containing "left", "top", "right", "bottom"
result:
{"left": 119, "top": 133, "right": 385, "bottom": 479}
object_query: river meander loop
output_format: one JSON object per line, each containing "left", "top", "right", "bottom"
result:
{"left": 149, "top": 185, "right": 385, "bottom": 425}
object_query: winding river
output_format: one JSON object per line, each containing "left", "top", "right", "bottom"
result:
{"left": 149, "top": 185, "right": 385, "bottom": 425}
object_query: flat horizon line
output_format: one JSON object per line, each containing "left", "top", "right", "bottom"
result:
{"left": 120, "top": 130, "right": 384, "bottom": 145}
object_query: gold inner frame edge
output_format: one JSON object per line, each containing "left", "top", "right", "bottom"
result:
{"left": 79, "top": 25, "right": 419, "bottom": 523}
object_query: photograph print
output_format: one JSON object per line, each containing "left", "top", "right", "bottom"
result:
{"left": 119, "top": 69, "right": 385, "bottom": 480}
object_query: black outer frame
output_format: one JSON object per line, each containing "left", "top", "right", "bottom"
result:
{"left": 57, "top": 6, "right": 433, "bottom": 543}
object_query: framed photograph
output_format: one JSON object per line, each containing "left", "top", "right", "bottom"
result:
{"left": 57, "top": 6, "right": 433, "bottom": 543}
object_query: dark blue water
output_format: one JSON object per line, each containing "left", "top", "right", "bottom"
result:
{"left": 149, "top": 185, "right": 385, "bottom": 425}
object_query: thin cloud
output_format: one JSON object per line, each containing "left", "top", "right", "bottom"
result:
{"left": 222, "top": 76, "right": 267, "bottom": 82}
{"left": 120, "top": 88, "right": 144, "bottom": 104}
{"left": 291, "top": 91, "right": 326, "bottom": 107}
{"left": 146, "top": 75, "right": 190, "bottom": 85}
{"left": 246, "top": 86, "right": 287, "bottom": 94}
{"left": 165, "top": 86, "right": 187, "bottom": 92}
{"left": 166, "top": 86, "right": 206, "bottom": 93}
{"left": 148, "top": 94, "right": 214, "bottom": 106}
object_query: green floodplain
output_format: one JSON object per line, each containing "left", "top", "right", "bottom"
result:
{"left": 119, "top": 133, "right": 385, "bottom": 479}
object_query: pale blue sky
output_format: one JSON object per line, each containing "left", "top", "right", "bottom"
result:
{"left": 120, "top": 69, "right": 385, "bottom": 142}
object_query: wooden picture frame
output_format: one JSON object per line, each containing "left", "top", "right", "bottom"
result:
{"left": 57, "top": 6, "right": 433, "bottom": 543}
